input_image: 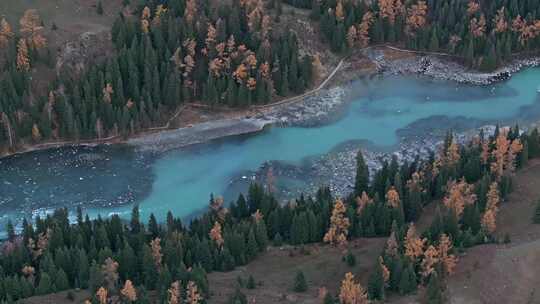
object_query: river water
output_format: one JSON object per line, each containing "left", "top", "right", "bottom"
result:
{"left": 1, "top": 68, "right": 539, "bottom": 233}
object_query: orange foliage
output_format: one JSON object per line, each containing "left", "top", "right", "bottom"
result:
{"left": 335, "top": 1, "right": 345, "bottom": 22}
{"left": 356, "top": 191, "right": 373, "bottom": 215}
{"left": 481, "top": 208, "right": 497, "bottom": 234}
{"left": 101, "top": 258, "right": 119, "bottom": 291}
{"left": 494, "top": 7, "right": 508, "bottom": 33}
{"left": 20, "top": 9, "right": 46, "bottom": 49}
{"left": 96, "top": 287, "right": 108, "bottom": 304}
{"left": 121, "top": 280, "right": 137, "bottom": 302}
{"left": 252, "top": 209, "right": 263, "bottom": 223}
{"left": 405, "top": 1, "right": 428, "bottom": 36}
{"left": 16, "top": 39, "right": 30, "bottom": 71}
{"left": 379, "top": 0, "right": 404, "bottom": 24}
{"left": 150, "top": 238, "right": 163, "bottom": 268}
{"left": 404, "top": 224, "right": 426, "bottom": 261}
{"left": 443, "top": 179, "right": 477, "bottom": 218}
{"left": 347, "top": 26, "right": 357, "bottom": 48}
{"left": 168, "top": 281, "right": 182, "bottom": 304}
{"left": 0, "top": 18, "right": 13, "bottom": 47}
{"left": 379, "top": 256, "right": 390, "bottom": 283}
{"left": 357, "top": 11, "right": 375, "bottom": 48}
{"left": 323, "top": 199, "right": 350, "bottom": 247}
{"left": 386, "top": 186, "right": 400, "bottom": 208}
{"left": 467, "top": 1, "right": 480, "bottom": 15}
{"left": 438, "top": 234, "right": 457, "bottom": 275}
{"left": 31, "top": 123, "right": 41, "bottom": 141}
{"left": 420, "top": 245, "right": 439, "bottom": 279}
{"left": 209, "top": 221, "right": 224, "bottom": 248}
{"left": 470, "top": 15, "right": 487, "bottom": 38}
{"left": 490, "top": 132, "right": 510, "bottom": 178}
{"left": 185, "top": 0, "right": 197, "bottom": 23}
{"left": 233, "top": 64, "right": 248, "bottom": 83}
{"left": 186, "top": 281, "right": 203, "bottom": 304}
{"left": 339, "top": 272, "right": 369, "bottom": 304}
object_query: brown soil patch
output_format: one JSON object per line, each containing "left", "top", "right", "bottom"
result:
{"left": 207, "top": 238, "right": 386, "bottom": 303}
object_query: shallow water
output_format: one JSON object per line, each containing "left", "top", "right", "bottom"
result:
{"left": 1, "top": 68, "right": 540, "bottom": 232}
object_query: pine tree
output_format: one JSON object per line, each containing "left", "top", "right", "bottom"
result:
{"left": 368, "top": 262, "right": 385, "bottom": 300}
{"left": 293, "top": 270, "right": 308, "bottom": 292}
{"left": 425, "top": 273, "right": 443, "bottom": 304}
{"left": 355, "top": 150, "right": 369, "bottom": 195}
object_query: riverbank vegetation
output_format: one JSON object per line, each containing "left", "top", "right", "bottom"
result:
{"left": 291, "top": 0, "right": 540, "bottom": 71}
{"left": 0, "top": 125, "right": 538, "bottom": 303}
{"left": 0, "top": 0, "right": 315, "bottom": 154}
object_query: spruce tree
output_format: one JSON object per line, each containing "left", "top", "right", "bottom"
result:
{"left": 425, "top": 273, "right": 443, "bottom": 304}
{"left": 368, "top": 262, "right": 385, "bottom": 300}
{"left": 533, "top": 200, "right": 540, "bottom": 224}
{"left": 293, "top": 270, "right": 308, "bottom": 292}
{"left": 355, "top": 150, "right": 369, "bottom": 195}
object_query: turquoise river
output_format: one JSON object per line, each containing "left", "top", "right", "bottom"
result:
{"left": 1, "top": 68, "right": 540, "bottom": 234}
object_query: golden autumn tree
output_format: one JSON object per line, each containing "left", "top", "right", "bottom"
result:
{"left": 168, "top": 281, "right": 182, "bottom": 304}
{"left": 31, "top": 123, "right": 41, "bottom": 142}
{"left": 481, "top": 208, "right": 497, "bottom": 234}
{"left": 20, "top": 9, "right": 46, "bottom": 49}
{"left": 491, "top": 132, "right": 510, "bottom": 178}
{"left": 404, "top": 223, "right": 426, "bottom": 261}
{"left": 379, "top": 256, "right": 390, "bottom": 284}
{"left": 184, "top": 0, "right": 197, "bottom": 23}
{"left": 438, "top": 234, "right": 457, "bottom": 276}
{"left": 405, "top": 1, "right": 428, "bottom": 36}
{"left": 323, "top": 199, "right": 350, "bottom": 247}
{"left": 470, "top": 15, "right": 487, "bottom": 38}
{"left": 96, "top": 287, "right": 108, "bottom": 304}
{"left": 357, "top": 11, "right": 375, "bottom": 48}
{"left": 16, "top": 39, "right": 30, "bottom": 71}
{"left": 101, "top": 258, "right": 119, "bottom": 291}
{"left": 209, "top": 221, "right": 224, "bottom": 248}
{"left": 339, "top": 272, "right": 369, "bottom": 304}
{"left": 493, "top": 7, "right": 508, "bottom": 33}
{"left": 356, "top": 191, "right": 373, "bottom": 215}
{"left": 335, "top": 0, "right": 345, "bottom": 22}
{"left": 506, "top": 138, "right": 523, "bottom": 174}
{"left": 443, "top": 179, "right": 477, "bottom": 218}
{"left": 467, "top": 1, "right": 480, "bottom": 15}
{"left": 379, "top": 0, "right": 404, "bottom": 24}
{"left": 420, "top": 245, "right": 439, "bottom": 279}
{"left": 150, "top": 238, "right": 163, "bottom": 269}
{"left": 486, "top": 182, "right": 500, "bottom": 213}
{"left": 386, "top": 186, "right": 400, "bottom": 208}
{"left": 0, "top": 18, "right": 14, "bottom": 47}
{"left": 121, "top": 280, "right": 137, "bottom": 302}
{"left": 186, "top": 281, "right": 203, "bottom": 304}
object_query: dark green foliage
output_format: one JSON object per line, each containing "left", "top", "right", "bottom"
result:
{"left": 533, "top": 200, "right": 540, "bottom": 224}
{"left": 355, "top": 150, "right": 369, "bottom": 195}
{"left": 344, "top": 251, "right": 356, "bottom": 266}
{"left": 293, "top": 270, "right": 308, "bottom": 292}
{"left": 228, "top": 288, "right": 248, "bottom": 304}
{"left": 97, "top": 1, "right": 104, "bottom": 15}
{"left": 368, "top": 262, "right": 385, "bottom": 300}
{"left": 425, "top": 274, "right": 443, "bottom": 304}
{"left": 246, "top": 275, "right": 256, "bottom": 290}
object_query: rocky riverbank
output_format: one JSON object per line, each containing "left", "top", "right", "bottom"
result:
{"left": 364, "top": 47, "right": 540, "bottom": 85}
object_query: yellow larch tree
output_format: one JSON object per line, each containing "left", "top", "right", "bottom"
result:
{"left": 506, "top": 139, "right": 523, "bottom": 174}
{"left": 339, "top": 272, "right": 369, "bottom": 304}
{"left": 356, "top": 191, "right": 373, "bottom": 215}
{"left": 323, "top": 199, "right": 350, "bottom": 247}
{"left": 20, "top": 9, "right": 46, "bottom": 49}
{"left": 335, "top": 1, "right": 345, "bottom": 22}
{"left": 491, "top": 132, "right": 510, "bottom": 179}
{"left": 379, "top": 256, "right": 390, "bottom": 284}
{"left": 404, "top": 223, "right": 426, "bottom": 261}
{"left": 209, "top": 221, "right": 224, "bottom": 248}
{"left": 150, "top": 237, "right": 163, "bottom": 269}
{"left": 96, "top": 287, "right": 108, "bottom": 304}
{"left": 386, "top": 186, "right": 400, "bottom": 208}
{"left": 103, "top": 84, "right": 114, "bottom": 103}
{"left": 494, "top": 7, "right": 508, "bottom": 33}
{"left": 421, "top": 245, "right": 439, "bottom": 279}
{"left": 101, "top": 258, "right": 119, "bottom": 291}
{"left": 443, "top": 179, "right": 477, "bottom": 218}
{"left": 438, "top": 234, "right": 457, "bottom": 276}
{"left": 184, "top": 0, "right": 197, "bottom": 23}
{"left": 357, "top": 11, "right": 375, "bottom": 48}
{"left": 405, "top": 1, "right": 428, "bottom": 36}
{"left": 481, "top": 208, "right": 497, "bottom": 234}
{"left": 186, "top": 281, "right": 203, "bottom": 304}
{"left": 485, "top": 182, "right": 500, "bottom": 213}
{"left": 0, "top": 18, "right": 14, "bottom": 47}
{"left": 121, "top": 280, "right": 137, "bottom": 302}
{"left": 17, "top": 39, "right": 30, "bottom": 71}
{"left": 168, "top": 281, "right": 182, "bottom": 304}
{"left": 467, "top": 1, "right": 480, "bottom": 15}
{"left": 470, "top": 14, "right": 487, "bottom": 38}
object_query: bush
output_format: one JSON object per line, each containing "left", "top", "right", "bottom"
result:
{"left": 343, "top": 251, "right": 356, "bottom": 266}
{"left": 246, "top": 275, "right": 256, "bottom": 289}
{"left": 66, "top": 291, "right": 75, "bottom": 301}
{"left": 97, "top": 1, "right": 104, "bottom": 15}
{"left": 293, "top": 271, "right": 307, "bottom": 292}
